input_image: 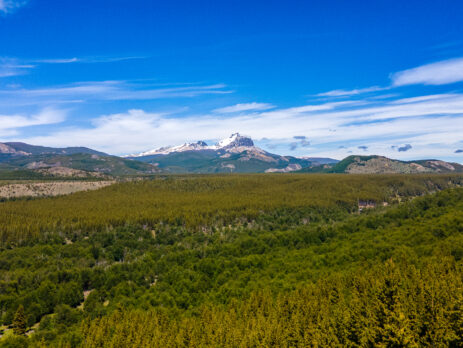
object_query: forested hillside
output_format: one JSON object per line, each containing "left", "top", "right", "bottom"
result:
{"left": 299, "top": 155, "right": 463, "bottom": 174}
{"left": 0, "top": 153, "right": 160, "bottom": 177}
{"left": 1, "top": 174, "right": 463, "bottom": 347}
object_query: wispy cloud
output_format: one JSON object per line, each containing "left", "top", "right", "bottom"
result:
{"left": 14, "top": 92, "right": 463, "bottom": 159}
{"left": 213, "top": 102, "right": 274, "bottom": 113}
{"left": 318, "top": 57, "right": 463, "bottom": 101}
{"left": 0, "top": 58, "right": 34, "bottom": 77}
{"left": 4, "top": 57, "right": 463, "bottom": 162}
{"left": 0, "top": 56, "right": 147, "bottom": 78}
{"left": 36, "top": 58, "right": 80, "bottom": 64}
{"left": 0, "top": 0, "right": 27, "bottom": 14}
{"left": 316, "top": 86, "right": 387, "bottom": 97}
{"left": 392, "top": 57, "right": 463, "bottom": 86}
{"left": 429, "top": 41, "right": 462, "bottom": 51}
{"left": 33, "top": 56, "right": 146, "bottom": 64}
{"left": 0, "top": 81, "right": 231, "bottom": 106}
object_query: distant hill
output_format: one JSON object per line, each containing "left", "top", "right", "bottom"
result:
{"left": 299, "top": 155, "right": 463, "bottom": 174}
{"left": 0, "top": 153, "right": 161, "bottom": 177}
{"left": 2, "top": 139, "right": 461, "bottom": 176}
{"left": 1, "top": 142, "right": 107, "bottom": 156}
{"left": 0, "top": 141, "right": 161, "bottom": 177}
{"left": 127, "top": 133, "right": 338, "bottom": 173}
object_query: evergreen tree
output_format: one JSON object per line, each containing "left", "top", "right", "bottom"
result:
{"left": 12, "top": 305, "right": 27, "bottom": 336}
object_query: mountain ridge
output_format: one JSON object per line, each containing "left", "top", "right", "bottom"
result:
{"left": 1, "top": 142, "right": 107, "bottom": 157}
{"left": 126, "top": 133, "right": 336, "bottom": 173}
{"left": 126, "top": 133, "right": 258, "bottom": 157}
{"left": 1, "top": 136, "right": 462, "bottom": 176}
{"left": 298, "top": 155, "right": 463, "bottom": 174}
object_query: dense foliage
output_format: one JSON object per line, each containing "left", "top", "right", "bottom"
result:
{"left": 0, "top": 174, "right": 462, "bottom": 347}
{"left": 0, "top": 153, "right": 159, "bottom": 177}
{"left": 1, "top": 174, "right": 461, "bottom": 246}
{"left": 133, "top": 150, "right": 314, "bottom": 173}
{"left": 80, "top": 259, "right": 463, "bottom": 347}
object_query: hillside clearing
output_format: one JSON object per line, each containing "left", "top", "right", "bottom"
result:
{"left": 0, "top": 181, "right": 115, "bottom": 198}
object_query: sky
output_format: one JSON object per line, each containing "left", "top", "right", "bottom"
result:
{"left": 1, "top": 0, "right": 463, "bottom": 162}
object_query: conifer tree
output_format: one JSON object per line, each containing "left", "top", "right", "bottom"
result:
{"left": 12, "top": 305, "right": 27, "bottom": 335}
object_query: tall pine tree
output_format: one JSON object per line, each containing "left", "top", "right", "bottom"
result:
{"left": 12, "top": 305, "right": 27, "bottom": 335}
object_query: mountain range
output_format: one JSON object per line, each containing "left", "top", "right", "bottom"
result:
{"left": 0, "top": 142, "right": 160, "bottom": 178}
{"left": 0, "top": 134, "right": 462, "bottom": 177}
{"left": 125, "top": 133, "right": 337, "bottom": 173}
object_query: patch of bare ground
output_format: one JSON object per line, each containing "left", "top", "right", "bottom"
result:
{"left": 0, "top": 181, "right": 115, "bottom": 198}
{"left": 36, "top": 166, "right": 109, "bottom": 178}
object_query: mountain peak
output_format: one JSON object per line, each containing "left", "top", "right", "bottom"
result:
{"left": 216, "top": 133, "right": 254, "bottom": 148}
{"left": 127, "top": 133, "right": 256, "bottom": 157}
{"left": 128, "top": 140, "right": 211, "bottom": 157}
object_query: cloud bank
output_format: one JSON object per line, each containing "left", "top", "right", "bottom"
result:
{"left": 12, "top": 91, "right": 463, "bottom": 160}
{"left": 1, "top": 56, "right": 463, "bottom": 162}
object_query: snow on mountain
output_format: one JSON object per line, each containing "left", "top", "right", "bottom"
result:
{"left": 127, "top": 141, "right": 210, "bottom": 157}
{"left": 127, "top": 133, "right": 257, "bottom": 157}
{"left": 215, "top": 133, "right": 254, "bottom": 148}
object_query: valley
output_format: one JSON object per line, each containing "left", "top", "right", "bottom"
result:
{"left": 1, "top": 174, "right": 463, "bottom": 346}
{"left": 2, "top": 1, "right": 462, "bottom": 346}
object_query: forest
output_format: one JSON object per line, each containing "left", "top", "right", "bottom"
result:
{"left": 0, "top": 173, "right": 463, "bottom": 347}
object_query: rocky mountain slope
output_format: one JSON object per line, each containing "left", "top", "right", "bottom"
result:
{"left": 0, "top": 142, "right": 107, "bottom": 157}
{"left": 0, "top": 153, "right": 160, "bottom": 178}
{"left": 1, "top": 138, "right": 461, "bottom": 176}
{"left": 300, "top": 155, "right": 463, "bottom": 174}
{"left": 127, "top": 133, "right": 337, "bottom": 173}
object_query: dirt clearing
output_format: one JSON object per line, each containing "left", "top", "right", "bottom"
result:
{"left": 0, "top": 181, "right": 115, "bottom": 198}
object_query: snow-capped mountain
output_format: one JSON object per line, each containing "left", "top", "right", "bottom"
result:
{"left": 216, "top": 133, "right": 254, "bottom": 149}
{"left": 129, "top": 141, "right": 210, "bottom": 157}
{"left": 127, "top": 133, "right": 257, "bottom": 157}
{"left": 124, "top": 133, "right": 330, "bottom": 173}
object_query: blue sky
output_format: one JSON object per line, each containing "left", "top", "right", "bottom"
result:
{"left": 1, "top": 0, "right": 463, "bottom": 161}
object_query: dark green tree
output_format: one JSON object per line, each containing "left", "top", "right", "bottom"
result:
{"left": 12, "top": 305, "right": 27, "bottom": 335}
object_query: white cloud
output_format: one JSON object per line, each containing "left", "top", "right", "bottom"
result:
{"left": 36, "top": 58, "right": 80, "bottom": 64}
{"left": 213, "top": 102, "right": 275, "bottom": 113}
{"left": 316, "top": 86, "right": 387, "bottom": 97}
{"left": 0, "top": 81, "right": 231, "bottom": 106}
{"left": 0, "top": 58, "right": 34, "bottom": 77}
{"left": 0, "top": 0, "right": 26, "bottom": 14}
{"left": 0, "top": 108, "right": 66, "bottom": 136}
{"left": 318, "top": 57, "right": 463, "bottom": 101}
{"left": 15, "top": 93, "right": 463, "bottom": 162}
{"left": 0, "top": 55, "right": 148, "bottom": 79}
{"left": 33, "top": 56, "right": 146, "bottom": 64}
{"left": 4, "top": 57, "right": 463, "bottom": 162}
{"left": 392, "top": 57, "right": 463, "bottom": 86}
